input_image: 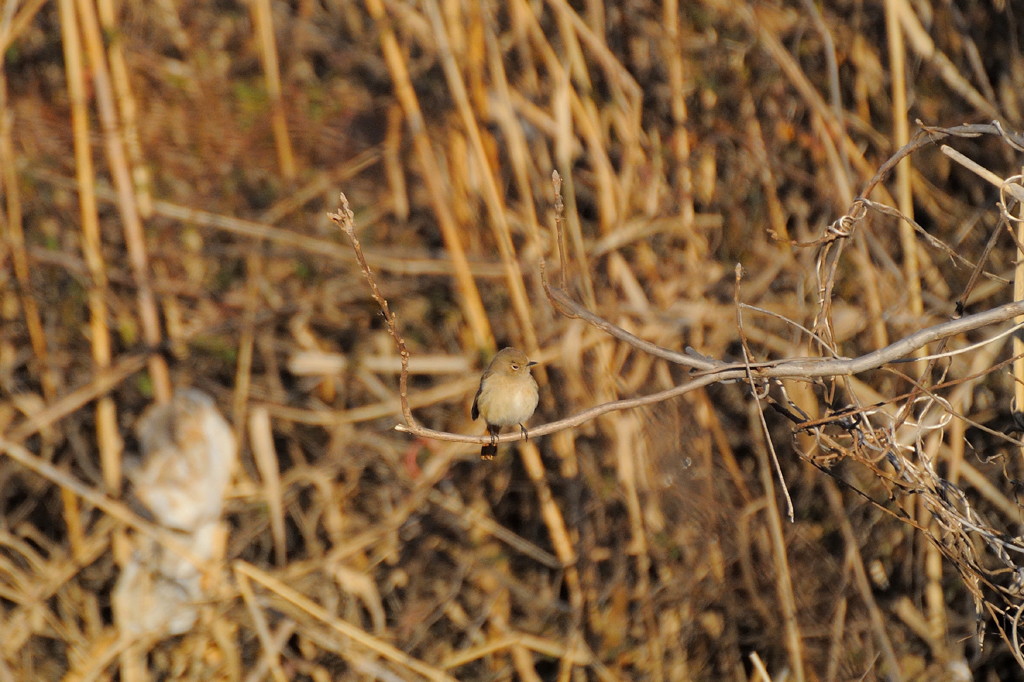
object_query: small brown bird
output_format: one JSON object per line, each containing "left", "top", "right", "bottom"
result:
{"left": 471, "top": 347, "right": 539, "bottom": 459}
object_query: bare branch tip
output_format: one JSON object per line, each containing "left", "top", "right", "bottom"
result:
{"left": 327, "top": 193, "right": 356, "bottom": 236}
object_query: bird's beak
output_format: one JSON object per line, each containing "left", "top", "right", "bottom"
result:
{"left": 528, "top": 361, "right": 538, "bottom": 367}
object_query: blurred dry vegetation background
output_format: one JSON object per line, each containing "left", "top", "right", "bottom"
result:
{"left": 5, "top": 0, "right": 1024, "bottom": 679}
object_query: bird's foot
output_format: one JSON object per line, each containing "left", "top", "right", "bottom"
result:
{"left": 481, "top": 431, "right": 498, "bottom": 460}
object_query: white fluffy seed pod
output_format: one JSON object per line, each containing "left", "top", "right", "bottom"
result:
{"left": 129, "top": 389, "right": 237, "bottom": 533}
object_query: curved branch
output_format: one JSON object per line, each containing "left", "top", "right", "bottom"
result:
{"left": 395, "top": 299, "right": 1024, "bottom": 445}
{"left": 543, "top": 284, "right": 722, "bottom": 371}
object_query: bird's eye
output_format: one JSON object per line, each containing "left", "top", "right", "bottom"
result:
{"left": 511, "top": 363, "right": 519, "bottom": 370}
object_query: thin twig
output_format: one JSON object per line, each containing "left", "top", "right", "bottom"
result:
{"left": 553, "top": 170, "right": 568, "bottom": 290}
{"left": 734, "top": 264, "right": 795, "bottom": 522}
{"left": 329, "top": 194, "right": 416, "bottom": 430}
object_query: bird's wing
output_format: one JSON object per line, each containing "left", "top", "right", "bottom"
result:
{"left": 471, "top": 384, "right": 482, "bottom": 420}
